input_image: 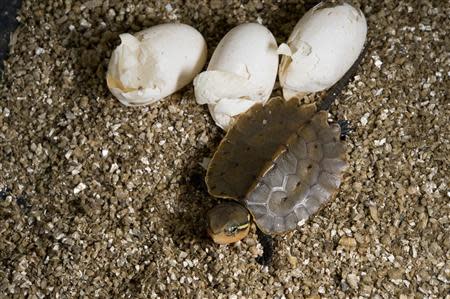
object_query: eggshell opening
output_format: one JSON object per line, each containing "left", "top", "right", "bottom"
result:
{"left": 194, "top": 71, "right": 266, "bottom": 104}
{"left": 194, "top": 70, "right": 262, "bottom": 130}
{"left": 107, "top": 34, "right": 163, "bottom": 106}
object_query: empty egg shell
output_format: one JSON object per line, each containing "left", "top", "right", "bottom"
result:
{"left": 107, "top": 23, "right": 207, "bottom": 106}
{"left": 278, "top": 1, "right": 367, "bottom": 100}
{"left": 194, "top": 23, "right": 278, "bottom": 130}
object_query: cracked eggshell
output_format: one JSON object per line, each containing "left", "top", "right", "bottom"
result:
{"left": 279, "top": 1, "right": 367, "bottom": 100}
{"left": 194, "top": 23, "right": 278, "bottom": 130}
{"left": 107, "top": 23, "right": 207, "bottom": 106}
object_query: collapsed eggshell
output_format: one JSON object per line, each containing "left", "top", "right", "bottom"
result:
{"left": 107, "top": 23, "right": 207, "bottom": 106}
{"left": 194, "top": 23, "right": 278, "bottom": 130}
{"left": 279, "top": 1, "right": 367, "bottom": 100}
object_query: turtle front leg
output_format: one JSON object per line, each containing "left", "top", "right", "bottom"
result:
{"left": 256, "top": 228, "right": 274, "bottom": 266}
{"left": 337, "top": 120, "right": 352, "bottom": 140}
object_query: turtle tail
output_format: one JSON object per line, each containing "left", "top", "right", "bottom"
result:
{"left": 318, "top": 41, "right": 370, "bottom": 111}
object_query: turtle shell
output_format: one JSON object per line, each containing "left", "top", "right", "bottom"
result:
{"left": 245, "top": 111, "right": 347, "bottom": 234}
{"left": 206, "top": 97, "right": 316, "bottom": 199}
{"left": 206, "top": 97, "right": 347, "bottom": 235}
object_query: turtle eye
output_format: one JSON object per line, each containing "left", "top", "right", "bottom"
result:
{"left": 226, "top": 225, "right": 238, "bottom": 235}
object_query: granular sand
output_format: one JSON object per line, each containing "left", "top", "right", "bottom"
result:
{"left": 0, "top": 0, "right": 449, "bottom": 298}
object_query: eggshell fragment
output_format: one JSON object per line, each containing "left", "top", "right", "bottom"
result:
{"left": 279, "top": 1, "right": 367, "bottom": 100}
{"left": 107, "top": 23, "right": 207, "bottom": 106}
{"left": 194, "top": 23, "right": 278, "bottom": 130}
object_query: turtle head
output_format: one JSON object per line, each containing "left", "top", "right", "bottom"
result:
{"left": 206, "top": 202, "right": 251, "bottom": 245}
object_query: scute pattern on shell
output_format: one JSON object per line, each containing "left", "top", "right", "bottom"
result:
{"left": 245, "top": 111, "right": 348, "bottom": 234}
{"left": 206, "top": 97, "right": 316, "bottom": 199}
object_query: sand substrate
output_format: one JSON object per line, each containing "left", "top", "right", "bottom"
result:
{"left": 0, "top": 0, "right": 449, "bottom": 298}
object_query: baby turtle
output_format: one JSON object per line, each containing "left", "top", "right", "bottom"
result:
{"left": 205, "top": 46, "right": 367, "bottom": 265}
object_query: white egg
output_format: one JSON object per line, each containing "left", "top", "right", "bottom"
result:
{"left": 107, "top": 23, "right": 207, "bottom": 106}
{"left": 194, "top": 23, "right": 278, "bottom": 130}
{"left": 278, "top": 1, "right": 367, "bottom": 100}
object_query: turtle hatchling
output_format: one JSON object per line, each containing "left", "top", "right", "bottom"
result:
{"left": 204, "top": 45, "right": 368, "bottom": 265}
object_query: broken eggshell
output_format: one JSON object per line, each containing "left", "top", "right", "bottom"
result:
{"left": 278, "top": 1, "right": 367, "bottom": 100}
{"left": 107, "top": 23, "right": 207, "bottom": 106}
{"left": 194, "top": 23, "right": 278, "bottom": 130}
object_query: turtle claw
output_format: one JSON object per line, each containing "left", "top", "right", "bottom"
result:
{"left": 337, "top": 120, "right": 352, "bottom": 140}
{"left": 256, "top": 229, "right": 274, "bottom": 266}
